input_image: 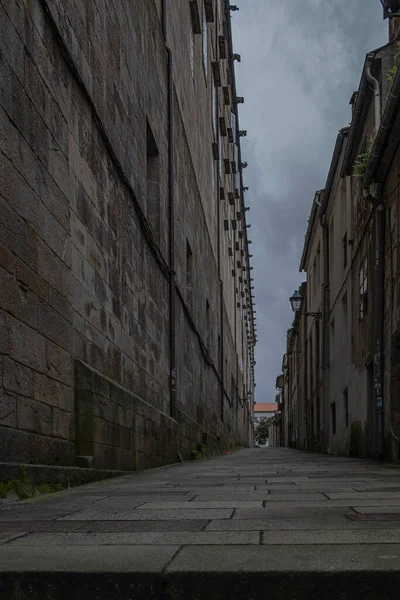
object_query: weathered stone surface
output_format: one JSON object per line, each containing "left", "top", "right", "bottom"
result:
{"left": 9, "top": 318, "right": 46, "bottom": 372}
{"left": 3, "top": 358, "right": 34, "bottom": 397}
{"left": 0, "top": 311, "right": 10, "bottom": 354}
{"left": 17, "top": 397, "right": 53, "bottom": 436}
{"left": 0, "top": 391, "right": 17, "bottom": 428}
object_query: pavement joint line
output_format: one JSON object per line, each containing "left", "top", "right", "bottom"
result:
{"left": 1, "top": 532, "right": 28, "bottom": 545}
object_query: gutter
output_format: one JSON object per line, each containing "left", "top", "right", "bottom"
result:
{"left": 363, "top": 66, "right": 400, "bottom": 186}
{"left": 321, "top": 128, "right": 350, "bottom": 222}
{"left": 341, "top": 42, "right": 393, "bottom": 178}
{"left": 299, "top": 190, "right": 323, "bottom": 272}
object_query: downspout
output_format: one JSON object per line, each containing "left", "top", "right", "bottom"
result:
{"left": 163, "top": 2, "right": 176, "bottom": 419}
{"left": 321, "top": 214, "right": 330, "bottom": 451}
{"left": 365, "top": 67, "right": 382, "bottom": 131}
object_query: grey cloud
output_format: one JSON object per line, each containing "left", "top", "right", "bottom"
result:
{"left": 232, "top": 0, "right": 386, "bottom": 400}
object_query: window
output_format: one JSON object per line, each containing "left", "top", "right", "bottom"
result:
{"left": 331, "top": 402, "right": 336, "bottom": 435}
{"left": 218, "top": 135, "right": 223, "bottom": 179}
{"left": 212, "top": 81, "right": 217, "bottom": 134}
{"left": 186, "top": 240, "right": 193, "bottom": 310}
{"left": 343, "top": 232, "right": 348, "bottom": 269}
{"left": 312, "top": 256, "right": 317, "bottom": 294}
{"left": 189, "top": 19, "right": 195, "bottom": 77}
{"left": 316, "top": 396, "right": 321, "bottom": 432}
{"left": 330, "top": 319, "right": 335, "bottom": 350}
{"left": 146, "top": 121, "right": 160, "bottom": 241}
{"left": 202, "top": 3, "right": 208, "bottom": 77}
{"left": 329, "top": 218, "right": 334, "bottom": 274}
{"left": 359, "top": 256, "right": 368, "bottom": 321}
{"left": 342, "top": 293, "right": 348, "bottom": 346}
{"left": 309, "top": 335, "right": 314, "bottom": 391}
{"left": 316, "top": 244, "right": 321, "bottom": 285}
{"left": 315, "top": 319, "right": 320, "bottom": 375}
{"left": 206, "top": 299, "right": 210, "bottom": 349}
{"left": 231, "top": 111, "right": 237, "bottom": 144}
{"left": 344, "top": 388, "right": 349, "bottom": 428}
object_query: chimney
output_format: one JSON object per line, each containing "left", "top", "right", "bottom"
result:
{"left": 389, "top": 16, "right": 400, "bottom": 41}
{"left": 381, "top": 0, "right": 400, "bottom": 41}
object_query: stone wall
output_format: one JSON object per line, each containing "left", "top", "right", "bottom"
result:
{"left": 0, "top": 0, "right": 254, "bottom": 472}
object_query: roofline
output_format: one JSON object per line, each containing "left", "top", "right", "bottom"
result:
{"left": 299, "top": 190, "right": 323, "bottom": 272}
{"left": 319, "top": 127, "right": 350, "bottom": 223}
{"left": 364, "top": 58, "right": 400, "bottom": 185}
{"left": 341, "top": 41, "right": 394, "bottom": 178}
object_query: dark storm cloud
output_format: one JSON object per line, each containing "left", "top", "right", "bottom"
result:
{"left": 232, "top": 0, "right": 387, "bottom": 401}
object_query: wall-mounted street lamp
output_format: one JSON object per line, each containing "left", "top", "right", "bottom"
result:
{"left": 289, "top": 289, "right": 322, "bottom": 319}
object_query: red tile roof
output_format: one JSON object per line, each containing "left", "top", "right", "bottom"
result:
{"left": 254, "top": 403, "right": 278, "bottom": 413}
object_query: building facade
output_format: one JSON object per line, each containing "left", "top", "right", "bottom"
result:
{"left": 0, "top": 0, "right": 255, "bottom": 474}
{"left": 274, "top": 13, "right": 400, "bottom": 461}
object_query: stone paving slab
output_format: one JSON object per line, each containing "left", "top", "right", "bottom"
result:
{"left": 93, "top": 494, "right": 196, "bottom": 505}
{"left": 7, "top": 531, "right": 260, "bottom": 545}
{"left": 353, "top": 506, "right": 400, "bottom": 514}
{"left": 0, "top": 522, "right": 93, "bottom": 533}
{"left": 261, "top": 530, "right": 400, "bottom": 544}
{"left": 165, "top": 544, "right": 400, "bottom": 572}
{"left": 78, "top": 520, "right": 210, "bottom": 532}
{"left": 205, "top": 518, "right": 400, "bottom": 530}
{"left": 264, "top": 492, "right": 326, "bottom": 500}
{"left": 0, "top": 545, "right": 179, "bottom": 572}
{"left": 135, "top": 501, "right": 263, "bottom": 509}
{"left": 232, "top": 506, "right": 354, "bottom": 519}
{"left": 60, "top": 508, "right": 234, "bottom": 520}
{"left": 326, "top": 491, "right": 400, "bottom": 499}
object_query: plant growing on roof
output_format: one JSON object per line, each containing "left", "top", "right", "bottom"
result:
{"left": 388, "top": 42, "right": 400, "bottom": 85}
{"left": 354, "top": 133, "right": 375, "bottom": 176}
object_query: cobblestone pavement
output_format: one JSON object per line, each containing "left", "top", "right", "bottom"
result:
{"left": 2, "top": 448, "right": 400, "bottom": 598}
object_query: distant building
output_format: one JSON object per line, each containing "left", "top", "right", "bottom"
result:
{"left": 254, "top": 403, "right": 278, "bottom": 422}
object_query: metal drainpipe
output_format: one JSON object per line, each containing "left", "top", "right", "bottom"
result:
{"left": 163, "top": 2, "right": 176, "bottom": 420}
{"left": 374, "top": 198, "right": 385, "bottom": 458}
{"left": 365, "top": 67, "right": 382, "bottom": 131}
{"left": 321, "top": 216, "right": 330, "bottom": 450}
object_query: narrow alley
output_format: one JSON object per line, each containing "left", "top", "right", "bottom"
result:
{"left": 2, "top": 448, "right": 400, "bottom": 598}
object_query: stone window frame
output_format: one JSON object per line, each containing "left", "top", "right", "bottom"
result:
{"left": 359, "top": 255, "right": 368, "bottom": 322}
{"left": 202, "top": 2, "right": 208, "bottom": 78}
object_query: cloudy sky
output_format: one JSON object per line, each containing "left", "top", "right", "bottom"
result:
{"left": 232, "top": 0, "right": 387, "bottom": 402}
